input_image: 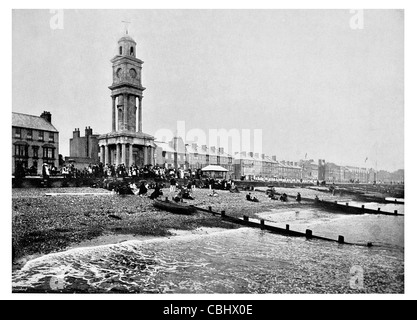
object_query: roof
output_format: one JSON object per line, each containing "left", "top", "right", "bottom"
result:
{"left": 154, "top": 141, "right": 176, "bottom": 153}
{"left": 264, "top": 156, "right": 278, "bottom": 163}
{"left": 12, "top": 112, "right": 58, "bottom": 132}
{"left": 118, "top": 34, "right": 136, "bottom": 43}
{"left": 233, "top": 152, "right": 255, "bottom": 161}
{"left": 185, "top": 145, "right": 208, "bottom": 155}
{"left": 201, "top": 165, "right": 228, "bottom": 172}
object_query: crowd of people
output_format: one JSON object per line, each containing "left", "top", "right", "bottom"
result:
{"left": 17, "top": 160, "right": 307, "bottom": 205}
{"left": 74, "top": 164, "right": 212, "bottom": 180}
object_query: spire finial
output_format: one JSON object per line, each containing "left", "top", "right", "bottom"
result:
{"left": 122, "top": 20, "right": 131, "bottom": 35}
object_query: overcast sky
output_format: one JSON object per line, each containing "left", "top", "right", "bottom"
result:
{"left": 12, "top": 9, "right": 404, "bottom": 171}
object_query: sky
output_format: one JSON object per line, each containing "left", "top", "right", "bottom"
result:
{"left": 12, "top": 9, "right": 404, "bottom": 172}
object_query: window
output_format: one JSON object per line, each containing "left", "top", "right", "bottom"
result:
{"left": 15, "top": 145, "right": 28, "bottom": 157}
{"left": 43, "top": 147, "right": 55, "bottom": 159}
{"left": 119, "top": 46, "right": 122, "bottom": 55}
{"left": 14, "top": 159, "right": 28, "bottom": 172}
{"left": 49, "top": 132, "right": 54, "bottom": 142}
{"left": 32, "top": 146, "right": 39, "bottom": 159}
{"left": 15, "top": 127, "right": 21, "bottom": 138}
{"left": 27, "top": 129, "right": 32, "bottom": 140}
{"left": 38, "top": 131, "right": 44, "bottom": 141}
{"left": 130, "top": 47, "right": 134, "bottom": 56}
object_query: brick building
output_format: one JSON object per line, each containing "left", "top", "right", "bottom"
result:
{"left": 233, "top": 152, "right": 257, "bottom": 180}
{"left": 154, "top": 140, "right": 180, "bottom": 169}
{"left": 65, "top": 127, "right": 100, "bottom": 169}
{"left": 299, "top": 159, "right": 319, "bottom": 182}
{"left": 12, "top": 111, "right": 59, "bottom": 175}
{"left": 155, "top": 137, "right": 233, "bottom": 176}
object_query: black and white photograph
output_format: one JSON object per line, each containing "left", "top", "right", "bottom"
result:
{"left": 5, "top": 3, "right": 415, "bottom": 302}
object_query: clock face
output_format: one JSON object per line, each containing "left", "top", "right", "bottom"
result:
{"left": 129, "top": 68, "right": 137, "bottom": 78}
{"left": 116, "top": 68, "right": 122, "bottom": 78}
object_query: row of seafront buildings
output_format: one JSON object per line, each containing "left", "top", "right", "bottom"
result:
{"left": 150, "top": 137, "right": 376, "bottom": 183}
{"left": 154, "top": 137, "right": 304, "bottom": 181}
{"left": 12, "top": 111, "right": 403, "bottom": 183}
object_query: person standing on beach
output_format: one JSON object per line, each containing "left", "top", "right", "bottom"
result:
{"left": 42, "top": 163, "right": 50, "bottom": 187}
{"left": 209, "top": 178, "right": 215, "bottom": 190}
{"left": 170, "top": 177, "right": 177, "bottom": 192}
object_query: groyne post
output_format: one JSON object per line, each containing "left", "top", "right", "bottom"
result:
{"left": 306, "top": 229, "right": 313, "bottom": 239}
{"left": 338, "top": 235, "right": 345, "bottom": 244}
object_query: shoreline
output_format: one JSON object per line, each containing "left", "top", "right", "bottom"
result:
{"left": 11, "top": 185, "right": 368, "bottom": 271}
{"left": 13, "top": 226, "right": 235, "bottom": 272}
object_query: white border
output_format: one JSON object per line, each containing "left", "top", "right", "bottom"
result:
{"left": 2, "top": 0, "right": 415, "bottom": 301}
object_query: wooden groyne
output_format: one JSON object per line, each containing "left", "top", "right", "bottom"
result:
{"left": 191, "top": 205, "right": 372, "bottom": 247}
{"left": 286, "top": 196, "right": 403, "bottom": 216}
{"left": 252, "top": 189, "right": 403, "bottom": 216}
{"left": 313, "top": 199, "right": 404, "bottom": 216}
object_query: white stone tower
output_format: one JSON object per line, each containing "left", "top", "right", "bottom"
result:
{"left": 98, "top": 31, "right": 156, "bottom": 167}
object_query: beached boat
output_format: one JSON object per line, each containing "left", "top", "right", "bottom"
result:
{"left": 153, "top": 199, "right": 196, "bottom": 215}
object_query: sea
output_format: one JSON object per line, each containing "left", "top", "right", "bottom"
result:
{"left": 12, "top": 203, "right": 404, "bottom": 294}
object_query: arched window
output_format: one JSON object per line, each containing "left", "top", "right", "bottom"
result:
{"left": 130, "top": 47, "right": 134, "bottom": 56}
{"left": 119, "top": 46, "right": 122, "bottom": 55}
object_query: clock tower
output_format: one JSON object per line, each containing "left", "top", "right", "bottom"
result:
{"left": 98, "top": 32, "right": 156, "bottom": 167}
{"left": 110, "top": 34, "right": 144, "bottom": 132}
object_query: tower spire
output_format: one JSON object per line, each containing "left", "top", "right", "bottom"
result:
{"left": 122, "top": 20, "right": 131, "bottom": 35}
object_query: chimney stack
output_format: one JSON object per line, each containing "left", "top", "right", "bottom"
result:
{"left": 40, "top": 111, "right": 52, "bottom": 123}
{"left": 73, "top": 128, "right": 80, "bottom": 138}
{"left": 85, "top": 126, "right": 93, "bottom": 136}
